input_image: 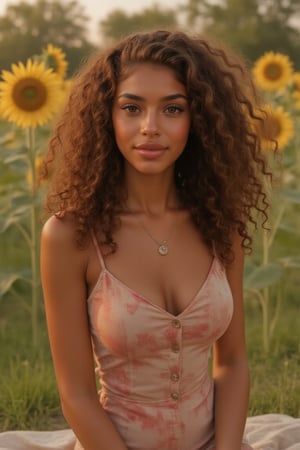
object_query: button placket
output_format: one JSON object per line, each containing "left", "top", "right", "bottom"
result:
{"left": 170, "top": 391, "right": 179, "bottom": 401}
{"left": 171, "top": 372, "right": 180, "bottom": 382}
{"left": 169, "top": 318, "right": 182, "bottom": 405}
{"left": 171, "top": 343, "right": 180, "bottom": 353}
{"left": 172, "top": 318, "right": 181, "bottom": 329}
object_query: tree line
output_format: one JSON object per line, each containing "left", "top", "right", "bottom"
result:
{"left": 0, "top": 0, "right": 300, "bottom": 75}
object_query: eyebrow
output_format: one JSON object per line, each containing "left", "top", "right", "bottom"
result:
{"left": 117, "top": 93, "right": 188, "bottom": 101}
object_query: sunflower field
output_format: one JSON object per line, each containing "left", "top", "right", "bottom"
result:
{"left": 0, "top": 47, "right": 299, "bottom": 430}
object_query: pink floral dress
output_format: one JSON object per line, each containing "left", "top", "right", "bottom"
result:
{"left": 75, "top": 234, "right": 252, "bottom": 450}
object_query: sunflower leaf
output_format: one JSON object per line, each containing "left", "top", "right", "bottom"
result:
{"left": 280, "top": 257, "right": 300, "bottom": 269}
{"left": 3, "top": 154, "right": 28, "bottom": 165}
{"left": 0, "top": 206, "right": 31, "bottom": 233}
{"left": 0, "top": 270, "right": 31, "bottom": 298}
{"left": 280, "top": 190, "right": 300, "bottom": 204}
{"left": 244, "top": 263, "right": 283, "bottom": 290}
{"left": 278, "top": 222, "right": 300, "bottom": 236}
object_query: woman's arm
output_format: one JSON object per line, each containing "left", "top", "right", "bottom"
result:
{"left": 41, "top": 216, "right": 128, "bottom": 450}
{"left": 212, "top": 234, "right": 250, "bottom": 450}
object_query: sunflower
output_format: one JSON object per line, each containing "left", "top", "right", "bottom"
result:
{"left": 291, "top": 72, "right": 300, "bottom": 108}
{"left": 0, "top": 59, "right": 63, "bottom": 128}
{"left": 293, "top": 92, "right": 300, "bottom": 108}
{"left": 0, "top": 103, "right": 5, "bottom": 120}
{"left": 252, "top": 52, "right": 293, "bottom": 91}
{"left": 44, "top": 44, "right": 68, "bottom": 79}
{"left": 257, "top": 105, "right": 294, "bottom": 151}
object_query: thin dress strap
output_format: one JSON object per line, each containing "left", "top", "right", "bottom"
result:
{"left": 90, "top": 230, "right": 106, "bottom": 270}
{"left": 212, "top": 240, "right": 217, "bottom": 258}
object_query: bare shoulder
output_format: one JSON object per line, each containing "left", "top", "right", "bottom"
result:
{"left": 42, "top": 214, "right": 77, "bottom": 246}
{"left": 41, "top": 214, "right": 89, "bottom": 273}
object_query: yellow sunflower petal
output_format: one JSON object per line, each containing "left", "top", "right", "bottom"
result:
{"left": 0, "top": 58, "right": 64, "bottom": 128}
{"left": 257, "top": 105, "right": 294, "bottom": 151}
{"left": 44, "top": 44, "right": 68, "bottom": 79}
{"left": 59, "top": 78, "right": 73, "bottom": 102}
{"left": 1, "top": 70, "right": 17, "bottom": 83}
{"left": 292, "top": 91, "right": 300, "bottom": 109}
{"left": 12, "top": 62, "right": 26, "bottom": 77}
{"left": 253, "top": 52, "right": 293, "bottom": 91}
{"left": 292, "top": 73, "right": 300, "bottom": 92}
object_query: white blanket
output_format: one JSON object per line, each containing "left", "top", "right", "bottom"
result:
{"left": 0, "top": 414, "right": 299, "bottom": 450}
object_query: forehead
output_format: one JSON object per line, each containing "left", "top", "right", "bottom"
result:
{"left": 116, "top": 63, "right": 187, "bottom": 96}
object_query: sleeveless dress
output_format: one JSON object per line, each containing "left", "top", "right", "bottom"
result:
{"left": 76, "top": 235, "right": 252, "bottom": 450}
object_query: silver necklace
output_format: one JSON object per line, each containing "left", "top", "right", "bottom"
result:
{"left": 138, "top": 219, "right": 176, "bottom": 256}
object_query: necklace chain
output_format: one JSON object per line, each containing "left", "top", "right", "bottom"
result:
{"left": 137, "top": 217, "right": 177, "bottom": 256}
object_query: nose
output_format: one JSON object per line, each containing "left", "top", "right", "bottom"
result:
{"left": 140, "top": 110, "right": 160, "bottom": 135}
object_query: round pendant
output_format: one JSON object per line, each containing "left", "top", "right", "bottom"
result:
{"left": 158, "top": 244, "right": 168, "bottom": 256}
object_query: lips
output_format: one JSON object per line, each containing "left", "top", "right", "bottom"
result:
{"left": 134, "top": 143, "right": 166, "bottom": 151}
{"left": 134, "top": 143, "right": 167, "bottom": 159}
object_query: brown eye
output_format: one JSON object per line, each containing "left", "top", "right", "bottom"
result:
{"left": 122, "top": 104, "right": 140, "bottom": 113}
{"left": 165, "top": 105, "right": 183, "bottom": 114}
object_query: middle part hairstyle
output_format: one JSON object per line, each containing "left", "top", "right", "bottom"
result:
{"left": 44, "top": 30, "right": 270, "bottom": 263}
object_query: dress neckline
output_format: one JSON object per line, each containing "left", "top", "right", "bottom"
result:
{"left": 87, "top": 256, "right": 218, "bottom": 318}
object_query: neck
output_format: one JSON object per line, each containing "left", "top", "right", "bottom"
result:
{"left": 123, "top": 170, "right": 180, "bottom": 216}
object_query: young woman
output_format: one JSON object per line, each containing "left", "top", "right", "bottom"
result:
{"left": 41, "top": 30, "right": 269, "bottom": 450}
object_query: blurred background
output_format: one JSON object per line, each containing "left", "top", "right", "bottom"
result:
{"left": 1, "top": 0, "right": 300, "bottom": 74}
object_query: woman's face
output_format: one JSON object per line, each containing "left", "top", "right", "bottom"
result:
{"left": 112, "top": 63, "right": 191, "bottom": 177}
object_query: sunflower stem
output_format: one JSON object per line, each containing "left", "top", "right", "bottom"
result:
{"left": 14, "top": 221, "right": 31, "bottom": 248}
{"left": 26, "top": 127, "right": 39, "bottom": 348}
{"left": 262, "top": 230, "right": 270, "bottom": 353}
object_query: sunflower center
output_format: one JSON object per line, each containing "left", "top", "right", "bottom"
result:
{"left": 12, "top": 77, "right": 47, "bottom": 111}
{"left": 264, "top": 63, "right": 283, "bottom": 81}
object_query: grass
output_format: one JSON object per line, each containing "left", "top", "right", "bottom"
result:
{"left": 0, "top": 290, "right": 68, "bottom": 431}
{"left": 246, "top": 280, "right": 300, "bottom": 417}
{"left": 249, "top": 353, "right": 299, "bottom": 417}
{"left": 0, "top": 357, "right": 64, "bottom": 431}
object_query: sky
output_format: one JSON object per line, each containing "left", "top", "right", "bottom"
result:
{"left": 0, "top": 0, "right": 183, "bottom": 41}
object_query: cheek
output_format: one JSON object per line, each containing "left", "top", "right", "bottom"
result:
{"left": 113, "top": 122, "right": 128, "bottom": 149}
{"left": 171, "top": 120, "right": 190, "bottom": 144}
{"left": 113, "top": 117, "right": 136, "bottom": 144}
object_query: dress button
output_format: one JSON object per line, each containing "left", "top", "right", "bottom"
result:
{"left": 171, "top": 343, "right": 180, "bottom": 353}
{"left": 171, "top": 372, "right": 180, "bottom": 382}
{"left": 172, "top": 319, "right": 181, "bottom": 328}
{"left": 170, "top": 391, "right": 179, "bottom": 400}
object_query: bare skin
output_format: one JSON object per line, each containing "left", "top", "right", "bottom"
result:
{"left": 41, "top": 63, "right": 250, "bottom": 450}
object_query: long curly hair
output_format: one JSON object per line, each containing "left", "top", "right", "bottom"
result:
{"left": 42, "top": 29, "right": 271, "bottom": 264}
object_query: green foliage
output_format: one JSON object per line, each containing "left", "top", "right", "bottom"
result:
{"left": 243, "top": 79, "right": 300, "bottom": 352}
{"left": 0, "top": 295, "right": 64, "bottom": 431}
{"left": 0, "top": 358, "right": 62, "bottom": 431}
{"left": 0, "top": 122, "right": 48, "bottom": 346}
{"left": 249, "top": 353, "right": 300, "bottom": 417}
{"left": 99, "top": 5, "right": 178, "bottom": 43}
{"left": 181, "top": 0, "right": 300, "bottom": 68}
{"left": 0, "top": 0, "right": 95, "bottom": 75}
{"left": 246, "top": 291, "right": 300, "bottom": 417}
{"left": 244, "top": 263, "right": 284, "bottom": 290}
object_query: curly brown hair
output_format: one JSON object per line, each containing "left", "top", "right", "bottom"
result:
{"left": 42, "top": 29, "right": 271, "bottom": 264}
